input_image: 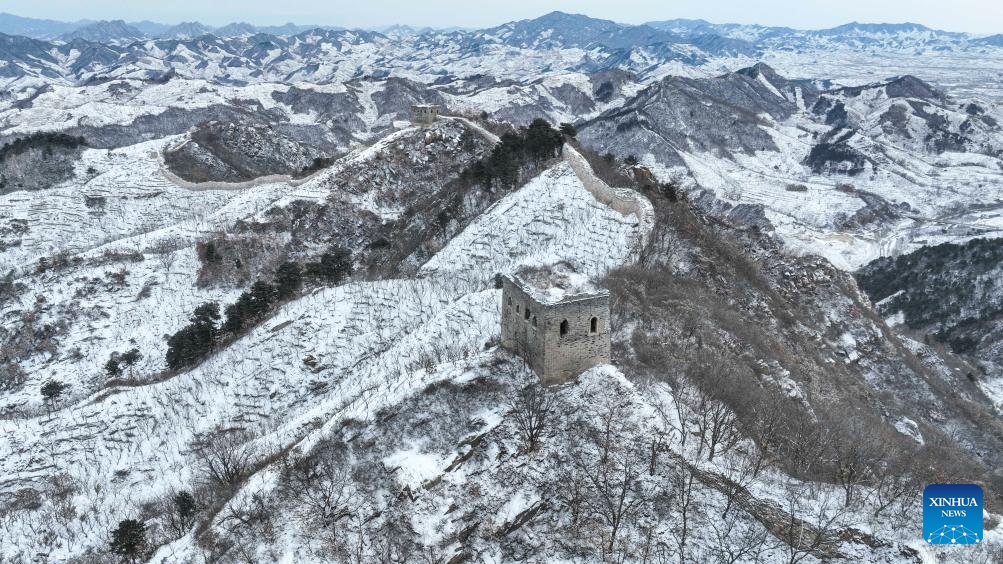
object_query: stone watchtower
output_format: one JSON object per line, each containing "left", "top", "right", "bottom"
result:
{"left": 501, "top": 264, "right": 611, "bottom": 385}
{"left": 410, "top": 104, "right": 440, "bottom": 127}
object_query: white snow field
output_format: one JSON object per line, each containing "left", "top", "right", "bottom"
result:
{"left": 653, "top": 106, "right": 1003, "bottom": 271}
{"left": 0, "top": 149, "right": 648, "bottom": 560}
{"left": 0, "top": 124, "right": 474, "bottom": 414}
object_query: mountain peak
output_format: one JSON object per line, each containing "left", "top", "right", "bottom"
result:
{"left": 884, "top": 74, "right": 942, "bottom": 99}
{"left": 215, "top": 21, "right": 258, "bottom": 38}
{"left": 735, "top": 61, "right": 779, "bottom": 79}
{"left": 534, "top": 11, "right": 607, "bottom": 24}
{"left": 824, "top": 21, "right": 933, "bottom": 34}
{"left": 58, "top": 19, "right": 143, "bottom": 44}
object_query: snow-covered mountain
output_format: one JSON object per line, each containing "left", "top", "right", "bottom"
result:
{"left": 58, "top": 20, "right": 145, "bottom": 45}
{"left": 1, "top": 9, "right": 1003, "bottom": 563}
{"left": 160, "top": 22, "right": 215, "bottom": 41}
{"left": 648, "top": 19, "right": 973, "bottom": 50}
{"left": 578, "top": 63, "right": 1003, "bottom": 273}
{"left": 0, "top": 11, "right": 998, "bottom": 90}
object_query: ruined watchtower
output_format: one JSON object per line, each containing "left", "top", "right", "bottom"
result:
{"left": 501, "top": 263, "right": 611, "bottom": 385}
{"left": 410, "top": 104, "right": 440, "bottom": 127}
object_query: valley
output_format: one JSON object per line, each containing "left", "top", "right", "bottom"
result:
{"left": 1, "top": 9, "right": 1003, "bottom": 563}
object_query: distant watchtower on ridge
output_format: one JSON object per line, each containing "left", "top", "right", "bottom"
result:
{"left": 410, "top": 104, "right": 440, "bottom": 127}
{"left": 501, "top": 263, "right": 611, "bottom": 385}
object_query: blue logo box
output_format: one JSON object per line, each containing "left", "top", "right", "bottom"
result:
{"left": 923, "top": 484, "right": 983, "bottom": 545}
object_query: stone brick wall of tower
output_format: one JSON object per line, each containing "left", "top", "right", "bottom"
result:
{"left": 411, "top": 105, "right": 439, "bottom": 126}
{"left": 501, "top": 276, "right": 611, "bottom": 385}
{"left": 500, "top": 277, "right": 548, "bottom": 376}
{"left": 540, "top": 295, "right": 610, "bottom": 384}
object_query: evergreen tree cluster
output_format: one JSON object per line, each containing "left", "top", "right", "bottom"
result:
{"left": 855, "top": 237, "right": 1003, "bottom": 355}
{"left": 105, "top": 348, "right": 143, "bottom": 377}
{"left": 0, "top": 132, "right": 87, "bottom": 162}
{"left": 165, "top": 303, "right": 220, "bottom": 370}
{"left": 304, "top": 248, "right": 352, "bottom": 283}
{"left": 460, "top": 118, "right": 565, "bottom": 190}
{"left": 166, "top": 248, "right": 353, "bottom": 370}
{"left": 109, "top": 518, "right": 146, "bottom": 563}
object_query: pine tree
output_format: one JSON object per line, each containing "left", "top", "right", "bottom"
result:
{"left": 525, "top": 118, "right": 563, "bottom": 162}
{"left": 222, "top": 300, "right": 248, "bottom": 334}
{"left": 105, "top": 354, "right": 122, "bottom": 377}
{"left": 120, "top": 348, "right": 142, "bottom": 367}
{"left": 165, "top": 303, "right": 220, "bottom": 370}
{"left": 41, "top": 380, "right": 68, "bottom": 414}
{"left": 307, "top": 248, "right": 352, "bottom": 284}
{"left": 246, "top": 281, "right": 277, "bottom": 317}
{"left": 190, "top": 302, "right": 221, "bottom": 331}
{"left": 274, "top": 262, "right": 303, "bottom": 300}
{"left": 109, "top": 519, "right": 146, "bottom": 563}
{"left": 171, "top": 490, "right": 199, "bottom": 535}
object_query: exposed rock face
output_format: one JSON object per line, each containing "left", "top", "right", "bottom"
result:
{"left": 164, "top": 121, "right": 331, "bottom": 183}
{"left": 578, "top": 64, "right": 818, "bottom": 165}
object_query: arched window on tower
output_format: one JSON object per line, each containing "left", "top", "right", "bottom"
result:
{"left": 532, "top": 315, "right": 537, "bottom": 328}
{"left": 559, "top": 319, "right": 569, "bottom": 336}
{"left": 524, "top": 308, "right": 531, "bottom": 321}
{"left": 590, "top": 317, "right": 598, "bottom": 334}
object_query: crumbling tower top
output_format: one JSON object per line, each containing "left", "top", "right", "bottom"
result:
{"left": 501, "top": 263, "right": 611, "bottom": 384}
{"left": 410, "top": 104, "right": 440, "bottom": 127}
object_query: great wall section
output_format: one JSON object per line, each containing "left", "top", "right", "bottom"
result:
{"left": 562, "top": 143, "right": 655, "bottom": 258}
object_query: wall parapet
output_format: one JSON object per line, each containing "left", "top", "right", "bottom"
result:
{"left": 562, "top": 144, "right": 655, "bottom": 257}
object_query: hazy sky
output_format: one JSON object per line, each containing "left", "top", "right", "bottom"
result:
{"left": 4, "top": 0, "right": 1002, "bottom": 34}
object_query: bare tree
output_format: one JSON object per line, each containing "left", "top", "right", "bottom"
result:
{"left": 871, "top": 451, "right": 921, "bottom": 523}
{"left": 645, "top": 380, "right": 681, "bottom": 474}
{"left": 719, "top": 455, "right": 757, "bottom": 519}
{"left": 825, "top": 416, "right": 884, "bottom": 508}
{"left": 780, "top": 481, "right": 850, "bottom": 564}
{"left": 669, "top": 464, "right": 697, "bottom": 562}
{"left": 578, "top": 447, "right": 646, "bottom": 557}
{"left": 707, "top": 509, "right": 772, "bottom": 564}
{"left": 680, "top": 356, "right": 743, "bottom": 463}
{"left": 371, "top": 491, "right": 419, "bottom": 564}
{"left": 559, "top": 391, "right": 652, "bottom": 560}
{"left": 217, "top": 492, "right": 276, "bottom": 553}
{"left": 280, "top": 442, "right": 362, "bottom": 532}
{"left": 507, "top": 382, "right": 556, "bottom": 453}
{"left": 778, "top": 407, "right": 829, "bottom": 479}
{"left": 190, "top": 427, "right": 255, "bottom": 489}
{"left": 694, "top": 394, "right": 740, "bottom": 462}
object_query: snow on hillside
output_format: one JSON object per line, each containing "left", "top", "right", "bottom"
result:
{"left": 761, "top": 49, "right": 1003, "bottom": 102}
{"left": 0, "top": 138, "right": 246, "bottom": 273}
{"left": 0, "top": 154, "right": 644, "bottom": 560}
{"left": 1, "top": 123, "right": 477, "bottom": 417}
{"left": 653, "top": 109, "right": 1003, "bottom": 270}
{"left": 0, "top": 79, "right": 387, "bottom": 140}
{"left": 422, "top": 162, "right": 641, "bottom": 278}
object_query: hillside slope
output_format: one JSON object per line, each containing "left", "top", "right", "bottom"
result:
{"left": 856, "top": 237, "right": 1003, "bottom": 400}
{"left": 0, "top": 139, "right": 648, "bottom": 561}
{"left": 578, "top": 66, "right": 1003, "bottom": 271}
